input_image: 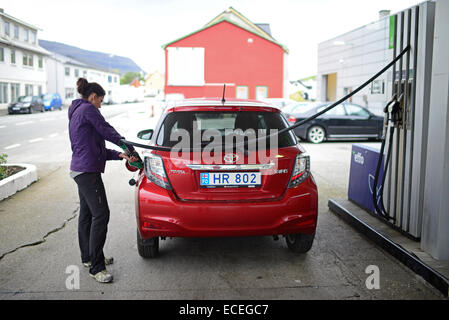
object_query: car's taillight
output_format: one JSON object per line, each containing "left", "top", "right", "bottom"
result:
{"left": 144, "top": 154, "right": 172, "bottom": 189}
{"left": 289, "top": 153, "right": 310, "bottom": 188}
{"left": 288, "top": 116, "right": 296, "bottom": 124}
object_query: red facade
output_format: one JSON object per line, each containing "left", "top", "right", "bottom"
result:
{"left": 164, "top": 20, "right": 285, "bottom": 100}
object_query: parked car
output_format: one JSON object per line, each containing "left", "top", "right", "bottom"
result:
{"left": 41, "top": 93, "right": 62, "bottom": 111}
{"left": 8, "top": 95, "right": 44, "bottom": 114}
{"left": 284, "top": 102, "right": 384, "bottom": 143}
{"left": 280, "top": 101, "right": 317, "bottom": 114}
{"left": 129, "top": 98, "right": 318, "bottom": 258}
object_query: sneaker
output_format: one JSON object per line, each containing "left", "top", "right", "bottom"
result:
{"left": 83, "top": 257, "right": 114, "bottom": 268}
{"left": 89, "top": 269, "right": 113, "bottom": 283}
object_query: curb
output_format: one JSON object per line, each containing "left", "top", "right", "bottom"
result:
{"left": 0, "top": 164, "right": 38, "bottom": 201}
{"left": 328, "top": 198, "right": 449, "bottom": 298}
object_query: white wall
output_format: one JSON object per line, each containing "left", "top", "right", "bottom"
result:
{"left": 317, "top": 16, "right": 392, "bottom": 115}
{"left": 0, "top": 13, "right": 47, "bottom": 108}
{"left": 45, "top": 53, "right": 120, "bottom": 105}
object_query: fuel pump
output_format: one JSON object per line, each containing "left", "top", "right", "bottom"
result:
{"left": 371, "top": 94, "right": 403, "bottom": 221}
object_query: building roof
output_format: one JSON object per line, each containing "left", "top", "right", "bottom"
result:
{"left": 49, "top": 52, "right": 119, "bottom": 75}
{"left": 0, "top": 9, "right": 41, "bottom": 31}
{"left": 255, "top": 23, "right": 272, "bottom": 37}
{"left": 130, "top": 78, "right": 141, "bottom": 87}
{"left": 39, "top": 40, "right": 143, "bottom": 75}
{"left": 0, "top": 37, "right": 51, "bottom": 55}
{"left": 162, "top": 7, "right": 288, "bottom": 53}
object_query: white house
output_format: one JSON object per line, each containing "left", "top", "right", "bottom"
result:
{"left": 45, "top": 52, "right": 120, "bottom": 105}
{"left": 317, "top": 10, "right": 393, "bottom": 115}
{"left": 0, "top": 8, "right": 50, "bottom": 109}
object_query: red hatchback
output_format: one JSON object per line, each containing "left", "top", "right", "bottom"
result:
{"left": 128, "top": 98, "right": 318, "bottom": 258}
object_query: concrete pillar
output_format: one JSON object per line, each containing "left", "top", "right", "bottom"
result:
{"left": 421, "top": 0, "right": 449, "bottom": 260}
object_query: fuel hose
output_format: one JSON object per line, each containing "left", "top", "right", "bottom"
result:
{"left": 120, "top": 45, "right": 411, "bottom": 152}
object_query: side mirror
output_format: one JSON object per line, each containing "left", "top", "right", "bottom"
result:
{"left": 137, "top": 129, "right": 153, "bottom": 140}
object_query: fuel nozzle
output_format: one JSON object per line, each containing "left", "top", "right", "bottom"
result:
{"left": 383, "top": 94, "right": 403, "bottom": 127}
{"left": 119, "top": 139, "right": 143, "bottom": 170}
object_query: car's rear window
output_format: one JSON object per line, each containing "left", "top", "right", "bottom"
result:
{"left": 156, "top": 111, "right": 297, "bottom": 149}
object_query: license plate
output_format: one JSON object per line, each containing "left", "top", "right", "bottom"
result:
{"left": 13, "top": 107, "right": 19, "bottom": 110}
{"left": 200, "top": 172, "right": 261, "bottom": 188}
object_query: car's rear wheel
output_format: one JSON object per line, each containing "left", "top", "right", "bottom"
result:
{"left": 285, "top": 233, "right": 315, "bottom": 254}
{"left": 137, "top": 229, "right": 159, "bottom": 258}
{"left": 307, "top": 126, "right": 326, "bottom": 143}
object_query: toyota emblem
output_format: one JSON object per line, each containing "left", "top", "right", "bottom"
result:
{"left": 224, "top": 153, "right": 239, "bottom": 164}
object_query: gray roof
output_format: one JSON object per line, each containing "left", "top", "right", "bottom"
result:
{"left": 255, "top": 23, "right": 272, "bottom": 37}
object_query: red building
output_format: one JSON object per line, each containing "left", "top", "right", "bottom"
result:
{"left": 162, "top": 7, "right": 288, "bottom": 100}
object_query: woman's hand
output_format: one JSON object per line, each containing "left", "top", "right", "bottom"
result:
{"left": 119, "top": 153, "right": 139, "bottom": 163}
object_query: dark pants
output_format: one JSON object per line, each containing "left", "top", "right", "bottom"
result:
{"left": 74, "top": 173, "right": 110, "bottom": 275}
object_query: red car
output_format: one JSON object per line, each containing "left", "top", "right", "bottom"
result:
{"left": 128, "top": 98, "right": 318, "bottom": 258}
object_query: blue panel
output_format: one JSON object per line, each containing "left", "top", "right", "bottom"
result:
{"left": 348, "top": 144, "right": 385, "bottom": 215}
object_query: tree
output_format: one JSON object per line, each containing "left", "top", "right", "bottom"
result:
{"left": 120, "top": 72, "right": 144, "bottom": 85}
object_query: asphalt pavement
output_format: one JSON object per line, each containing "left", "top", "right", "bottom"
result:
{"left": 0, "top": 102, "right": 445, "bottom": 300}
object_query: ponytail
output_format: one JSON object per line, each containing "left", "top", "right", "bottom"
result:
{"left": 76, "top": 78, "right": 106, "bottom": 99}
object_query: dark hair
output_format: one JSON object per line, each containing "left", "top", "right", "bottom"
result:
{"left": 76, "top": 78, "right": 106, "bottom": 99}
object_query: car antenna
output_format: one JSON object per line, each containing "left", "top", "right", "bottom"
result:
{"left": 221, "top": 84, "right": 226, "bottom": 104}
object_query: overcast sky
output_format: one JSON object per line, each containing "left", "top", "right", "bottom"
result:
{"left": 3, "top": 0, "right": 421, "bottom": 79}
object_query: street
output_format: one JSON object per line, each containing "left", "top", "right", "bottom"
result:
{"left": 0, "top": 101, "right": 444, "bottom": 299}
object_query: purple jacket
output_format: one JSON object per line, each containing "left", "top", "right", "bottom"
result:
{"left": 69, "top": 99, "right": 123, "bottom": 173}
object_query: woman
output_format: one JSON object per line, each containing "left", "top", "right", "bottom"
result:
{"left": 68, "top": 78, "right": 137, "bottom": 283}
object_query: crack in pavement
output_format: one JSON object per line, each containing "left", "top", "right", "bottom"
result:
{"left": 0, "top": 207, "right": 79, "bottom": 261}
{"left": 1, "top": 283, "right": 355, "bottom": 296}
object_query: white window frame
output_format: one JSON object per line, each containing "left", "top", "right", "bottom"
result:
{"left": 10, "top": 83, "right": 20, "bottom": 102}
{"left": 14, "top": 25, "right": 19, "bottom": 39}
{"left": 11, "top": 49, "right": 16, "bottom": 64}
{"left": 167, "top": 47, "right": 205, "bottom": 86}
{"left": 236, "top": 86, "right": 249, "bottom": 99}
{"left": 0, "top": 82, "right": 8, "bottom": 103}
{"left": 23, "top": 53, "right": 28, "bottom": 66}
{"left": 256, "top": 86, "right": 268, "bottom": 100}
{"left": 4, "top": 22, "right": 10, "bottom": 36}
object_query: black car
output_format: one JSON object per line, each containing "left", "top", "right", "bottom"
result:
{"left": 8, "top": 96, "right": 45, "bottom": 114}
{"left": 283, "top": 102, "right": 384, "bottom": 143}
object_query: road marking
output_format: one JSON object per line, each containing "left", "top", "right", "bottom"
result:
{"left": 48, "top": 133, "right": 59, "bottom": 138}
{"left": 5, "top": 144, "right": 20, "bottom": 150}
{"left": 29, "top": 138, "right": 44, "bottom": 143}
{"left": 15, "top": 121, "right": 34, "bottom": 126}
{"left": 0, "top": 125, "right": 5, "bottom": 129}
{"left": 40, "top": 118, "right": 55, "bottom": 122}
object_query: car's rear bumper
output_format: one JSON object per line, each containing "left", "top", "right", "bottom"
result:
{"left": 136, "top": 174, "right": 318, "bottom": 239}
{"left": 8, "top": 107, "right": 30, "bottom": 114}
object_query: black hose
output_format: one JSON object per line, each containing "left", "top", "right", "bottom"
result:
{"left": 372, "top": 123, "right": 395, "bottom": 221}
{"left": 120, "top": 45, "right": 411, "bottom": 152}
{"left": 372, "top": 127, "right": 388, "bottom": 218}
{"left": 380, "top": 126, "right": 395, "bottom": 220}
